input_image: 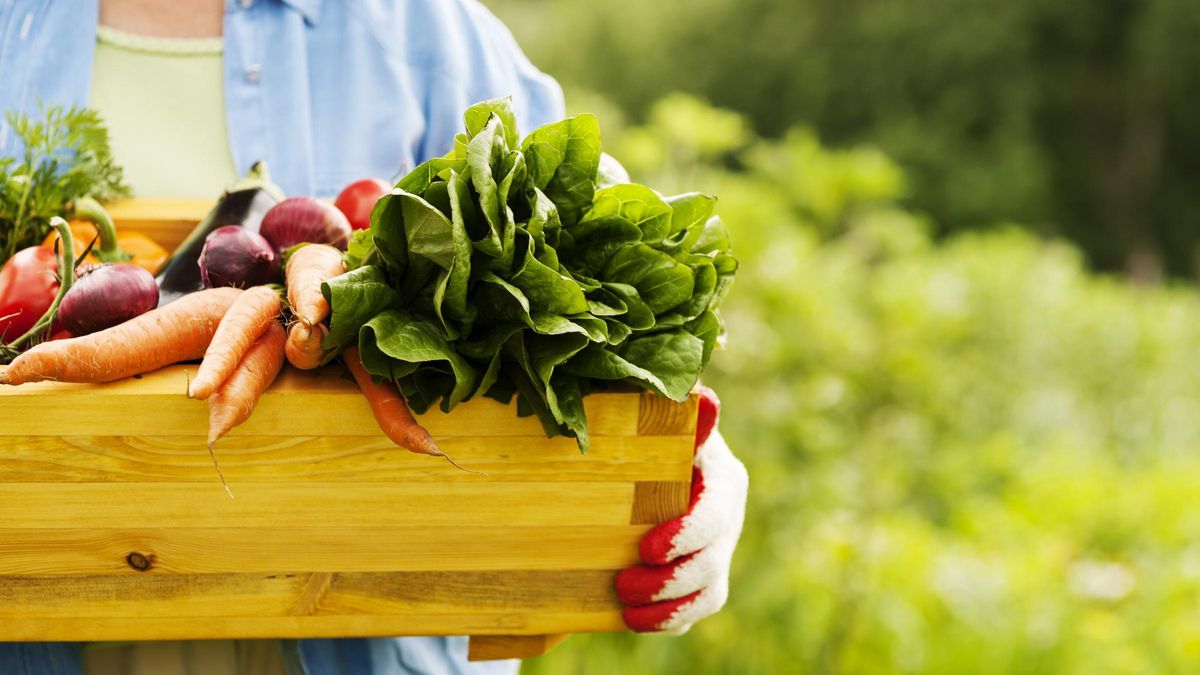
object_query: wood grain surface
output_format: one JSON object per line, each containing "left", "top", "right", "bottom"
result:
{"left": 0, "top": 364, "right": 695, "bottom": 659}
{"left": 468, "top": 634, "right": 570, "bottom": 662}
{"left": 104, "top": 199, "right": 213, "bottom": 251}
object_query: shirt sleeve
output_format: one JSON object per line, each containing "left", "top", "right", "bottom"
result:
{"left": 415, "top": 0, "right": 566, "bottom": 161}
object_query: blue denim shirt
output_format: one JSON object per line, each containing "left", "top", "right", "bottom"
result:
{"left": 0, "top": 1, "right": 563, "bottom": 673}
{"left": 0, "top": 0, "right": 564, "bottom": 197}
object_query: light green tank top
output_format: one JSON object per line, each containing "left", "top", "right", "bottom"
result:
{"left": 83, "top": 29, "right": 269, "bottom": 675}
{"left": 89, "top": 25, "right": 238, "bottom": 199}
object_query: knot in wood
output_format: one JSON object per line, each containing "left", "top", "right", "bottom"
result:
{"left": 125, "top": 552, "right": 153, "bottom": 572}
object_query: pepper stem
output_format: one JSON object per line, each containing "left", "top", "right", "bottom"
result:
{"left": 71, "top": 196, "right": 129, "bottom": 263}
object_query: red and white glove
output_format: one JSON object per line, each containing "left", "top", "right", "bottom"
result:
{"left": 615, "top": 386, "right": 749, "bottom": 633}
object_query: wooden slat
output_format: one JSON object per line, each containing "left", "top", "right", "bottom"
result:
{"left": 0, "top": 366, "right": 642, "bottom": 438}
{"left": 468, "top": 634, "right": 570, "bottom": 661}
{"left": 630, "top": 481, "right": 692, "bottom": 524}
{"left": 105, "top": 198, "right": 212, "bottom": 251}
{"left": 5, "top": 612, "right": 625, "bottom": 642}
{"left": 0, "top": 527, "right": 648, "bottom": 575}
{"left": 638, "top": 390, "right": 698, "bottom": 436}
{"left": 0, "top": 434, "right": 693, "bottom": 483}
{"left": 0, "top": 482, "right": 634, "bottom": 528}
{"left": 290, "top": 572, "right": 334, "bottom": 616}
{"left": 0, "top": 570, "right": 618, "bottom": 618}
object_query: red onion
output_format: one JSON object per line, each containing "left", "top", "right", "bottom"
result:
{"left": 57, "top": 264, "right": 159, "bottom": 336}
{"left": 198, "top": 226, "right": 280, "bottom": 289}
{"left": 259, "top": 197, "right": 352, "bottom": 252}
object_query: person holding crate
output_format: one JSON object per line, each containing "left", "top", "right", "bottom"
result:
{"left": 0, "top": 1, "right": 750, "bottom": 674}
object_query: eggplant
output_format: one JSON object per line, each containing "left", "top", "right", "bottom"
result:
{"left": 154, "top": 162, "right": 285, "bottom": 306}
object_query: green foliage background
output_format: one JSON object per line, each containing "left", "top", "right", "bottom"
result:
{"left": 474, "top": 2, "right": 1200, "bottom": 672}
{"left": 490, "top": 0, "right": 1200, "bottom": 277}
{"left": 502, "top": 95, "right": 1200, "bottom": 675}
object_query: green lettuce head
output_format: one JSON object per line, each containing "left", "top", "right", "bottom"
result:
{"left": 324, "top": 98, "right": 737, "bottom": 452}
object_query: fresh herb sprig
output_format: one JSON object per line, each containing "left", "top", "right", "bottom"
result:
{"left": 0, "top": 105, "right": 130, "bottom": 264}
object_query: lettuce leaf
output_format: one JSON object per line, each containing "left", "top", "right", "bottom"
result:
{"left": 325, "top": 99, "right": 737, "bottom": 451}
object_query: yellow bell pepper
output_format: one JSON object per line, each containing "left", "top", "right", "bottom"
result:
{"left": 41, "top": 197, "right": 168, "bottom": 274}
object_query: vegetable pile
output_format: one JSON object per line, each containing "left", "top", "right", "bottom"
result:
{"left": 325, "top": 98, "right": 737, "bottom": 451}
{"left": 0, "top": 97, "right": 737, "bottom": 493}
{"left": 0, "top": 105, "right": 130, "bottom": 264}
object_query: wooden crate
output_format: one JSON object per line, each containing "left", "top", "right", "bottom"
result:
{"left": 0, "top": 201, "right": 696, "bottom": 661}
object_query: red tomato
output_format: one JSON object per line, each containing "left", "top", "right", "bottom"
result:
{"left": 0, "top": 247, "right": 60, "bottom": 342}
{"left": 334, "top": 178, "right": 391, "bottom": 231}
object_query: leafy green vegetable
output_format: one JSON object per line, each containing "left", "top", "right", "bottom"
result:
{"left": 0, "top": 105, "right": 130, "bottom": 264}
{"left": 325, "top": 98, "right": 736, "bottom": 451}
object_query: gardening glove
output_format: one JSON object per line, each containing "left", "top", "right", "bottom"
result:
{"left": 615, "top": 386, "right": 748, "bottom": 633}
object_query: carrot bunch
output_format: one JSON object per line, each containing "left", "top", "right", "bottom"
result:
{"left": 0, "top": 287, "right": 243, "bottom": 385}
{"left": 283, "top": 243, "right": 343, "bottom": 369}
{"left": 186, "top": 286, "right": 287, "bottom": 494}
{"left": 285, "top": 245, "right": 450, "bottom": 463}
{"left": 0, "top": 283, "right": 289, "bottom": 496}
{"left": 0, "top": 225, "right": 457, "bottom": 493}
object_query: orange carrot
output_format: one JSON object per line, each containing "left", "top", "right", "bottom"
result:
{"left": 189, "top": 285, "right": 281, "bottom": 400}
{"left": 285, "top": 244, "right": 344, "bottom": 326}
{"left": 284, "top": 321, "right": 330, "bottom": 370}
{"left": 343, "top": 346, "right": 442, "bottom": 457}
{"left": 208, "top": 321, "right": 287, "bottom": 445}
{"left": 206, "top": 322, "right": 287, "bottom": 498}
{"left": 0, "top": 287, "right": 242, "bottom": 385}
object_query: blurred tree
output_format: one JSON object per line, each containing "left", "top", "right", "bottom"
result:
{"left": 487, "top": 0, "right": 1200, "bottom": 276}
{"left": 516, "top": 90, "right": 1200, "bottom": 675}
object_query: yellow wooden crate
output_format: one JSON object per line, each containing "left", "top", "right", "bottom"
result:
{"left": 0, "top": 200, "right": 696, "bottom": 661}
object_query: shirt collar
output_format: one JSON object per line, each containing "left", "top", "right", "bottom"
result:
{"left": 231, "top": 0, "right": 320, "bottom": 25}
{"left": 280, "top": 0, "right": 321, "bottom": 25}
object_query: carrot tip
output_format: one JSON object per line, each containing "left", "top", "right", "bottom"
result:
{"left": 439, "top": 452, "right": 489, "bottom": 477}
{"left": 404, "top": 428, "right": 442, "bottom": 457}
{"left": 206, "top": 441, "right": 235, "bottom": 499}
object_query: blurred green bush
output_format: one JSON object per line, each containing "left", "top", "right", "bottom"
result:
{"left": 521, "top": 94, "right": 1200, "bottom": 675}
{"left": 489, "top": 0, "right": 1200, "bottom": 276}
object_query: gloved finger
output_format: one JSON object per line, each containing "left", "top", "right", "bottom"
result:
{"left": 640, "top": 432, "right": 747, "bottom": 565}
{"left": 616, "top": 543, "right": 723, "bottom": 605}
{"left": 694, "top": 384, "right": 720, "bottom": 452}
{"left": 640, "top": 465, "right": 705, "bottom": 564}
{"left": 622, "top": 578, "right": 730, "bottom": 633}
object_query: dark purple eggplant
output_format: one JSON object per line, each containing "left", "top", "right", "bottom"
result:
{"left": 154, "top": 162, "right": 283, "bottom": 306}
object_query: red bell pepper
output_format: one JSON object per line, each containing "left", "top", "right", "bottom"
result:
{"left": 0, "top": 246, "right": 61, "bottom": 342}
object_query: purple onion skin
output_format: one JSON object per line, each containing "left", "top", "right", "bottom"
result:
{"left": 259, "top": 197, "right": 352, "bottom": 253}
{"left": 58, "top": 264, "right": 159, "bottom": 336}
{"left": 199, "top": 225, "right": 281, "bottom": 289}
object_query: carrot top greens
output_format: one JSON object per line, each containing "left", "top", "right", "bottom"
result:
{"left": 0, "top": 105, "right": 129, "bottom": 264}
{"left": 324, "top": 98, "right": 737, "bottom": 451}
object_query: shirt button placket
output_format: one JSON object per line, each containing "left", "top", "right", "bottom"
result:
{"left": 225, "top": 0, "right": 269, "bottom": 176}
{"left": 244, "top": 63, "right": 262, "bottom": 84}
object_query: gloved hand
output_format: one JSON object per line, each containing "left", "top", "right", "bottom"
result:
{"left": 615, "top": 386, "right": 749, "bottom": 633}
